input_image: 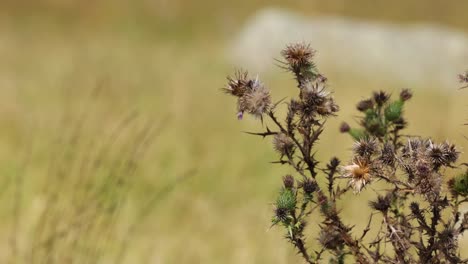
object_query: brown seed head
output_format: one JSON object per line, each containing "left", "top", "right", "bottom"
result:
{"left": 273, "top": 133, "right": 295, "bottom": 155}
{"left": 237, "top": 79, "right": 271, "bottom": 118}
{"left": 282, "top": 175, "right": 295, "bottom": 189}
{"left": 369, "top": 193, "right": 393, "bottom": 213}
{"left": 339, "top": 122, "right": 351, "bottom": 133}
{"left": 400, "top": 88, "right": 413, "bottom": 101}
{"left": 353, "top": 138, "right": 379, "bottom": 158}
{"left": 223, "top": 70, "right": 250, "bottom": 97}
{"left": 300, "top": 178, "right": 318, "bottom": 194}
{"left": 281, "top": 43, "right": 316, "bottom": 69}
{"left": 373, "top": 91, "right": 390, "bottom": 106}
{"left": 356, "top": 99, "right": 374, "bottom": 111}
{"left": 379, "top": 142, "right": 395, "bottom": 166}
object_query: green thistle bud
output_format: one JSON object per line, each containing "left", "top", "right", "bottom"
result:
{"left": 348, "top": 128, "right": 366, "bottom": 141}
{"left": 384, "top": 100, "right": 404, "bottom": 122}
{"left": 276, "top": 189, "right": 296, "bottom": 211}
{"left": 450, "top": 171, "right": 468, "bottom": 197}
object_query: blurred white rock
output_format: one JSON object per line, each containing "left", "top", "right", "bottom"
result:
{"left": 229, "top": 8, "right": 468, "bottom": 89}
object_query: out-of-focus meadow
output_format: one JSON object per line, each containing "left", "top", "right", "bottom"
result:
{"left": 0, "top": 1, "right": 467, "bottom": 263}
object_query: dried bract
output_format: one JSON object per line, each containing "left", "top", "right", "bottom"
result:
{"left": 342, "top": 158, "right": 372, "bottom": 193}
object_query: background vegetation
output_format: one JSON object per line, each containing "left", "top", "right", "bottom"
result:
{"left": 0, "top": 0, "right": 467, "bottom": 263}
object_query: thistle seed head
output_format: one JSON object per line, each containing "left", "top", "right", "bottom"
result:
{"left": 369, "top": 193, "right": 393, "bottom": 213}
{"left": 427, "top": 141, "right": 459, "bottom": 169}
{"left": 415, "top": 172, "right": 442, "bottom": 199}
{"left": 373, "top": 91, "right": 390, "bottom": 106}
{"left": 223, "top": 70, "right": 250, "bottom": 97}
{"left": 356, "top": 99, "right": 374, "bottom": 112}
{"left": 299, "top": 84, "right": 339, "bottom": 118}
{"left": 237, "top": 78, "right": 271, "bottom": 119}
{"left": 273, "top": 133, "right": 295, "bottom": 156}
{"left": 400, "top": 88, "right": 413, "bottom": 101}
{"left": 281, "top": 43, "right": 316, "bottom": 69}
{"left": 300, "top": 178, "right": 318, "bottom": 194}
{"left": 282, "top": 175, "right": 295, "bottom": 189}
{"left": 352, "top": 138, "right": 379, "bottom": 158}
{"left": 379, "top": 142, "right": 395, "bottom": 166}
{"left": 339, "top": 122, "right": 351, "bottom": 133}
{"left": 274, "top": 207, "right": 289, "bottom": 223}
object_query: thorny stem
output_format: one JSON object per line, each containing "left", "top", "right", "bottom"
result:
{"left": 269, "top": 109, "right": 371, "bottom": 263}
{"left": 268, "top": 111, "right": 319, "bottom": 179}
{"left": 289, "top": 209, "right": 314, "bottom": 264}
{"left": 423, "top": 199, "right": 442, "bottom": 263}
{"left": 383, "top": 215, "right": 408, "bottom": 264}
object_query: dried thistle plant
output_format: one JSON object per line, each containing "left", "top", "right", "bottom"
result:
{"left": 222, "top": 42, "right": 468, "bottom": 263}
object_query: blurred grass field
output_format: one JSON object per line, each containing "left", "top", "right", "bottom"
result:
{"left": 0, "top": 0, "right": 467, "bottom": 263}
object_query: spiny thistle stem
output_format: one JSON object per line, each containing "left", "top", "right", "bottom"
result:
{"left": 221, "top": 42, "right": 468, "bottom": 264}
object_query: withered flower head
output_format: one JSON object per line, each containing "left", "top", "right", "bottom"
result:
{"left": 369, "top": 193, "right": 393, "bottom": 213}
{"left": 317, "top": 98, "right": 339, "bottom": 116}
{"left": 393, "top": 117, "right": 407, "bottom": 130}
{"left": 223, "top": 70, "right": 250, "bottom": 97}
{"left": 339, "top": 122, "right": 350, "bottom": 133}
{"left": 410, "top": 202, "right": 428, "bottom": 227}
{"left": 373, "top": 91, "right": 390, "bottom": 106}
{"left": 438, "top": 225, "right": 459, "bottom": 255}
{"left": 400, "top": 88, "right": 413, "bottom": 101}
{"left": 356, "top": 99, "right": 374, "bottom": 112}
{"left": 342, "top": 158, "right": 372, "bottom": 193}
{"left": 274, "top": 207, "right": 289, "bottom": 223}
{"left": 379, "top": 142, "right": 395, "bottom": 166}
{"left": 409, "top": 202, "right": 421, "bottom": 216}
{"left": 301, "top": 82, "right": 329, "bottom": 102}
{"left": 300, "top": 178, "right": 318, "bottom": 194}
{"left": 441, "top": 141, "right": 459, "bottom": 165}
{"left": 237, "top": 78, "right": 271, "bottom": 119}
{"left": 317, "top": 74, "right": 328, "bottom": 83}
{"left": 353, "top": 138, "right": 379, "bottom": 158}
{"left": 415, "top": 159, "right": 431, "bottom": 177}
{"left": 281, "top": 43, "right": 316, "bottom": 69}
{"left": 329, "top": 157, "right": 340, "bottom": 168}
{"left": 282, "top": 175, "right": 295, "bottom": 189}
{"left": 273, "top": 133, "right": 295, "bottom": 155}
{"left": 427, "top": 141, "right": 445, "bottom": 168}
{"left": 427, "top": 141, "right": 459, "bottom": 169}
{"left": 415, "top": 171, "right": 442, "bottom": 199}
{"left": 300, "top": 84, "right": 339, "bottom": 117}
{"left": 402, "top": 138, "right": 425, "bottom": 159}
{"left": 318, "top": 225, "right": 344, "bottom": 250}
{"left": 289, "top": 99, "right": 302, "bottom": 112}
